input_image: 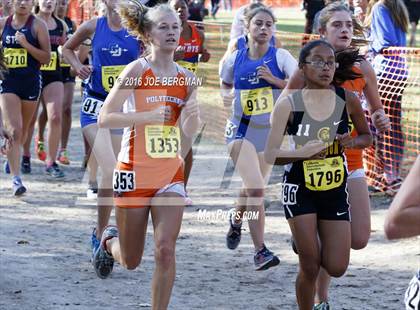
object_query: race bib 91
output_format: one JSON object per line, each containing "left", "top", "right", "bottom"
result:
{"left": 177, "top": 60, "right": 198, "bottom": 73}
{"left": 101, "top": 65, "right": 125, "bottom": 92}
{"left": 240, "top": 87, "right": 273, "bottom": 116}
{"left": 145, "top": 125, "right": 180, "bottom": 158}
{"left": 303, "top": 156, "right": 344, "bottom": 191}
{"left": 82, "top": 96, "right": 104, "bottom": 117}
{"left": 4, "top": 48, "right": 27, "bottom": 68}
{"left": 113, "top": 169, "right": 135, "bottom": 192}
{"left": 40, "top": 51, "right": 57, "bottom": 71}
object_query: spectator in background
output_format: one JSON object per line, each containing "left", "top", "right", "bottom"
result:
{"left": 365, "top": 0, "right": 409, "bottom": 195}
{"left": 187, "top": 0, "right": 207, "bottom": 23}
{"left": 404, "top": 0, "right": 420, "bottom": 46}
{"left": 303, "top": 0, "right": 325, "bottom": 34}
{"left": 384, "top": 155, "right": 420, "bottom": 309}
{"left": 211, "top": 0, "right": 220, "bottom": 18}
{"left": 0, "top": 0, "right": 12, "bottom": 17}
{"left": 312, "top": 0, "right": 346, "bottom": 34}
{"left": 230, "top": 0, "right": 275, "bottom": 41}
{"left": 354, "top": 0, "right": 369, "bottom": 22}
{"left": 222, "top": 0, "right": 232, "bottom": 11}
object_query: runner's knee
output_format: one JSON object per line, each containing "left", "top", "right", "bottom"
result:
{"left": 351, "top": 233, "right": 370, "bottom": 250}
{"left": 121, "top": 255, "right": 142, "bottom": 270}
{"left": 323, "top": 261, "right": 348, "bottom": 277}
{"left": 299, "top": 255, "right": 321, "bottom": 281}
{"left": 49, "top": 111, "right": 62, "bottom": 126}
{"left": 154, "top": 240, "right": 175, "bottom": 269}
{"left": 9, "top": 124, "right": 23, "bottom": 143}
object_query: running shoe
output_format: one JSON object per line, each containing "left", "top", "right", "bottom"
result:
{"left": 91, "top": 228, "right": 100, "bottom": 260}
{"left": 254, "top": 245, "right": 280, "bottom": 271}
{"left": 58, "top": 149, "right": 70, "bottom": 165}
{"left": 21, "top": 156, "right": 31, "bottom": 174}
{"left": 86, "top": 182, "right": 98, "bottom": 199}
{"left": 45, "top": 162, "right": 65, "bottom": 178}
{"left": 313, "top": 302, "right": 331, "bottom": 310}
{"left": 93, "top": 225, "right": 118, "bottom": 279}
{"left": 226, "top": 211, "right": 242, "bottom": 250}
{"left": 12, "top": 176, "right": 26, "bottom": 196}
{"left": 4, "top": 160, "right": 10, "bottom": 174}
{"left": 35, "top": 138, "right": 47, "bottom": 161}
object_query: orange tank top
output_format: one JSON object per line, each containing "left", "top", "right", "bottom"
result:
{"left": 178, "top": 22, "right": 202, "bottom": 61}
{"left": 340, "top": 66, "right": 367, "bottom": 172}
{"left": 117, "top": 59, "right": 188, "bottom": 190}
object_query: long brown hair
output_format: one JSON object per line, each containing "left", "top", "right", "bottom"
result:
{"left": 365, "top": 0, "right": 409, "bottom": 33}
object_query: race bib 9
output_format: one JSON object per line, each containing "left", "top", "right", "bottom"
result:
{"left": 303, "top": 156, "right": 345, "bottom": 191}
{"left": 240, "top": 87, "right": 273, "bottom": 116}
{"left": 113, "top": 169, "right": 135, "bottom": 192}
{"left": 281, "top": 183, "right": 299, "bottom": 205}
{"left": 177, "top": 60, "right": 198, "bottom": 73}
{"left": 101, "top": 65, "right": 125, "bottom": 92}
{"left": 82, "top": 96, "right": 104, "bottom": 117}
{"left": 40, "top": 51, "right": 57, "bottom": 71}
{"left": 145, "top": 125, "right": 180, "bottom": 158}
{"left": 4, "top": 48, "right": 27, "bottom": 68}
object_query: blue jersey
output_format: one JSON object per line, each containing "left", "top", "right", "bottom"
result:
{"left": 1, "top": 15, "right": 40, "bottom": 77}
{"left": 237, "top": 34, "right": 276, "bottom": 50}
{"left": 89, "top": 17, "right": 141, "bottom": 96}
{"left": 232, "top": 46, "right": 284, "bottom": 126}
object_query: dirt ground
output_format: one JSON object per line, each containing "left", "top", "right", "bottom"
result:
{"left": 1, "top": 90, "right": 419, "bottom": 310}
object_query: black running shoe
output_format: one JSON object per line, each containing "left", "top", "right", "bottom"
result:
{"left": 21, "top": 156, "right": 31, "bottom": 174}
{"left": 254, "top": 245, "right": 280, "bottom": 271}
{"left": 226, "top": 212, "right": 242, "bottom": 250}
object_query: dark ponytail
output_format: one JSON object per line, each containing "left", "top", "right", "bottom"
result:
{"left": 333, "top": 48, "right": 364, "bottom": 85}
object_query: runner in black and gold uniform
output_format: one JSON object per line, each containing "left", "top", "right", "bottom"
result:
{"left": 265, "top": 40, "right": 372, "bottom": 310}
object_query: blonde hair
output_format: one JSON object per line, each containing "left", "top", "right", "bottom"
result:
{"left": 365, "top": 0, "right": 409, "bottom": 33}
{"left": 318, "top": 2, "right": 368, "bottom": 47}
{"left": 119, "top": 0, "right": 180, "bottom": 43}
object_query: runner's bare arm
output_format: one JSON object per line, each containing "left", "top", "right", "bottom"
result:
{"left": 198, "top": 29, "right": 210, "bottom": 62}
{"left": 181, "top": 76, "right": 201, "bottom": 137}
{"left": 22, "top": 17, "right": 50, "bottom": 64}
{"left": 360, "top": 59, "right": 390, "bottom": 132}
{"left": 265, "top": 97, "right": 326, "bottom": 165}
{"left": 385, "top": 155, "right": 420, "bottom": 239}
{"left": 0, "top": 18, "right": 5, "bottom": 33}
{"left": 220, "top": 81, "right": 234, "bottom": 107}
{"left": 339, "top": 90, "right": 372, "bottom": 149}
{"left": 62, "top": 18, "right": 96, "bottom": 77}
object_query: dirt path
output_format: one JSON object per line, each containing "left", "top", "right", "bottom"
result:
{"left": 1, "top": 92, "right": 419, "bottom": 310}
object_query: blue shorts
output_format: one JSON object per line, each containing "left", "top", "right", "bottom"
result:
{"left": 224, "top": 117, "right": 270, "bottom": 153}
{"left": 0, "top": 73, "right": 41, "bottom": 101}
{"left": 80, "top": 89, "right": 107, "bottom": 128}
{"left": 80, "top": 89, "right": 123, "bottom": 135}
